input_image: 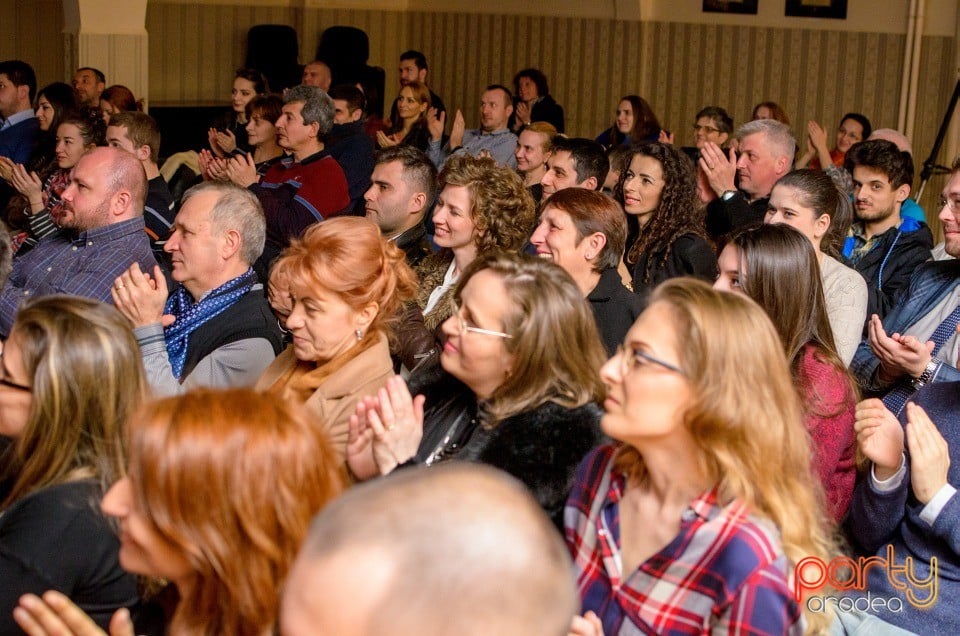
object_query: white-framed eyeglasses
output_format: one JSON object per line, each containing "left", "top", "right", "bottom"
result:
{"left": 449, "top": 299, "right": 512, "bottom": 339}
{"left": 939, "top": 197, "right": 960, "bottom": 213}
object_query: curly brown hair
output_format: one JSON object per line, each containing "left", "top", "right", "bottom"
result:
{"left": 615, "top": 142, "right": 708, "bottom": 284}
{"left": 439, "top": 153, "right": 535, "bottom": 255}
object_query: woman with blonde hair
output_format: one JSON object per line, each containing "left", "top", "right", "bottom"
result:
{"left": 14, "top": 388, "right": 345, "bottom": 636}
{"left": 0, "top": 296, "right": 144, "bottom": 633}
{"left": 256, "top": 216, "right": 418, "bottom": 458}
{"left": 415, "top": 153, "right": 535, "bottom": 338}
{"left": 349, "top": 253, "right": 606, "bottom": 527}
{"left": 566, "top": 278, "right": 835, "bottom": 635}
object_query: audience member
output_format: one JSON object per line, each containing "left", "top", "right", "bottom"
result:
{"left": 282, "top": 463, "right": 577, "bottom": 636}
{"left": 601, "top": 145, "right": 630, "bottom": 195}
{"left": 0, "top": 296, "right": 143, "bottom": 633}
{"left": 396, "top": 49, "right": 445, "bottom": 113}
{"left": 243, "top": 93, "right": 284, "bottom": 173}
{"left": 414, "top": 154, "right": 534, "bottom": 336}
{"left": 850, "top": 159, "right": 960, "bottom": 412}
{"left": 364, "top": 145, "right": 436, "bottom": 267}
{"left": 614, "top": 142, "right": 716, "bottom": 301}
{"left": 716, "top": 224, "right": 857, "bottom": 521}
{"left": 566, "top": 278, "right": 834, "bottom": 634}
{"left": 766, "top": 169, "right": 867, "bottom": 363}
{"left": 868, "top": 128, "right": 926, "bottom": 224}
{"left": 379, "top": 80, "right": 433, "bottom": 152}
{"left": 751, "top": 100, "right": 791, "bottom": 125}
{"left": 797, "top": 112, "right": 871, "bottom": 171}
{"left": 71, "top": 67, "right": 104, "bottom": 109}
{"left": 540, "top": 136, "right": 608, "bottom": 203}
{"left": 427, "top": 84, "right": 518, "bottom": 169}
{"left": 112, "top": 182, "right": 283, "bottom": 395}
{"left": 842, "top": 139, "right": 933, "bottom": 320}
{"left": 514, "top": 121, "right": 555, "bottom": 205}
{"left": 0, "top": 147, "right": 155, "bottom": 338}
{"left": 595, "top": 95, "right": 661, "bottom": 148}
{"left": 256, "top": 217, "right": 417, "bottom": 459}
{"left": 529, "top": 188, "right": 641, "bottom": 354}
{"left": 20, "top": 82, "right": 77, "bottom": 176}
{"left": 239, "top": 85, "right": 350, "bottom": 268}
{"left": 301, "top": 60, "right": 332, "bottom": 91}
{"left": 666, "top": 105, "right": 734, "bottom": 165}
{"left": 510, "top": 68, "right": 564, "bottom": 133}
{"left": 7, "top": 111, "right": 104, "bottom": 250}
{"left": 98, "top": 85, "right": 141, "bottom": 125}
{"left": 0, "top": 60, "right": 39, "bottom": 165}
{"left": 107, "top": 111, "right": 176, "bottom": 264}
{"left": 326, "top": 84, "right": 375, "bottom": 212}
{"left": 349, "top": 253, "right": 605, "bottom": 528}
{"left": 850, "top": 386, "right": 960, "bottom": 633}
{"left": 14, "top": 388, "right": 345, "bottom": 636}
{"left": 700, "top": 118, "right": 795, "bottom": 240}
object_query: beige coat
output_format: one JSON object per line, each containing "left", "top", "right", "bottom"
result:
{"left": 255, "top": 335, "right": 394, "bottom": 460}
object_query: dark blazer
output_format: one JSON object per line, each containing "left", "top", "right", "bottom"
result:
{"left": 629, "top": 233, "right": 718, "bottom": 304}
{"left": 588, "top": 268, "right": 643, "bottom": 355}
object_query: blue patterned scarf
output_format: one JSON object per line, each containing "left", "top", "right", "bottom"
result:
{"left": 164, "top": 268, "right": 257, "bottom": 379}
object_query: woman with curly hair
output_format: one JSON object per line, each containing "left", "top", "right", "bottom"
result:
{"left": 595, "top": 95, "right": 661, "bottom": 148}
{"left": 614, "top": 142, "right": 717, "bottom": 302}
{"left": 415, "top": 153, "right": 536, "bottom": 336}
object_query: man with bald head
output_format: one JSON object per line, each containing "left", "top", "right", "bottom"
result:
{"left": 699, "top": 118, "right": 795, "bottom": 240}
{"left": 280, "top": 464, "right": 578, "bottom": 636}
{"left": 0, "top": 146, "right": 156, "bottom": 336}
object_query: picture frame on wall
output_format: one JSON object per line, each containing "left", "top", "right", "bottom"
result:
{"left": 702, "top": 0, "right": 759, "bottom": 15}
{"left": 785, "top": 0, "right": 848, "bottom": 19}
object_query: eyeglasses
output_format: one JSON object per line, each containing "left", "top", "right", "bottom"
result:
{"left": 615, "top": 344, "right": 685, "bottom": 377}
{"left": 939, "top": 197, "right": 960, "bottom": 213}
{"left": 0, "top": 353, "right": 30, "bottom": 393}
{"left": 692, "top": 124, "right": 720, "bottom": 134}
{"left": 449, "top": 299, "right": 512, "bottom": 339}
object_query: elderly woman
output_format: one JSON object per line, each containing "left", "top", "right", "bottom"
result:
{"left": 566, "top": 279, "right": 836, "bottom": 635}
{"left": 529, "top": 187, "right": 642, "bottom": 355}
{"left": 0, "top": 296, "right": 143, "bottom": 633}
{"left": 13, "top": 388, "right": 345, "bottom": 636}
{"left": 415, "top": 153, "right": 535, "bottom": 338}
{"left": 256, "top": 216, "right": 417, "bottom": 458}
{"left": 716, "top": 223, "right": 858, "bottom": 522}
{"left": 349, "top": 253, "right": 607, "bottom": 527}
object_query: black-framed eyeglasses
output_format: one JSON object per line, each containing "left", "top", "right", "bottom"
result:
{"left": 0, "top": 352, "right": 31, "bottom": 393}
{"left": 615, "top": 344, "right": 685, "bottom": 377}
{"left": 692, "top": 124, "right": 720, "bottom": 134}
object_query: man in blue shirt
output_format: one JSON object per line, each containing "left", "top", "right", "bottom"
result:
{"left": 427, "top": 84, "right": 518, "bottom": 170}
{"left": 0, "top": 59, "right": 38, "bottom": 165}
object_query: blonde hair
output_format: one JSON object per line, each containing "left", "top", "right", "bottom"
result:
{"left": 455, "top": 253, "right": 606, "bottom": 423}
{"left": 615, "top": 279, "right": 835, "bottom": 633}
{"left": 1, "top": 296, "right": 144, "bottom": 508}
{"left": 128, "top": 389, "right": 346, "bottom": 636}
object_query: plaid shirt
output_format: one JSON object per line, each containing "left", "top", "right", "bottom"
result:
{"left": 565, "top": 445, "right": 804, "bottom": 635}
{"left": 0, "top": 217, "right": 156, "bottom": 337}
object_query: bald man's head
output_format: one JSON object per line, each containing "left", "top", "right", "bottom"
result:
{"left": 281, "top": 464, "right": 577, "bottom": 636}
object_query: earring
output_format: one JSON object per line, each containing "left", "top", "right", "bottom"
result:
{"left": 355, "top": 328, "right": 363, "bottom": 341}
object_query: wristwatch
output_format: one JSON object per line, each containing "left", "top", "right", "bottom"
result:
{"left": 913, "top": 358, "right": 940, "bottom": 388}
{"left": 721, "top": 190, "right": 738, "bottom": 201}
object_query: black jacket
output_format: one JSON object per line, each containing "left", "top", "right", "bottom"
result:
{"left": 628, "top": 233, "right": 718, "bottom": 304}
{"left": 408, "top": 360, "right": 603, "bottom": 528}
{"left": 843, "top": 217, "right": 933, "bottom": 322}
{"left": 588, "top": 268, "right": 643, "bottom": 355}
{"left": 705, "top": 191, "right": 768, "bottom": 242}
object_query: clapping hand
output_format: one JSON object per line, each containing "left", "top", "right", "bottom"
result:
{"left": 14, "top": 591, "right": 133, "bottom": 636}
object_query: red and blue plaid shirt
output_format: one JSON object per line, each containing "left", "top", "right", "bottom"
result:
{"left": 565, "top": 445, "right": 804, "bottom": 635}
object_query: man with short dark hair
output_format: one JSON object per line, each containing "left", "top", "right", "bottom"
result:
{"left": 0, "top": 59, "right": 38, "bottom": 164}
{"left": 228, "top": 85, "right": 350, "bottom": 268}
{"left": 540, "top": 137, "right": 609, "bottom": 203}
{"left": 72, "top": 67, "right": 105, "bottom": 108}
{"left": 112, "top": 181, "right": 283, "bottom": 396}
{"left": 107, "top": 111, "right": 176, "bottom": 264}
{"left": 427, "top": 84, "right": 517, "bottom": 169}
{"left": 364, "top": 145, "right": 436, "bottom": 267}
{"left": 0, "top": 147, "right": 156, "bottom": 336}
{"left": 326, "top": 84, "right": 375, "bottom": 213}
{"left": 843, "top": 139, "right": 933, "bottom": 321}
{"left": 398, "top": 50, "right": 444, "bottom": 112}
